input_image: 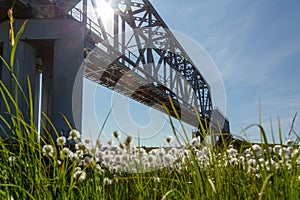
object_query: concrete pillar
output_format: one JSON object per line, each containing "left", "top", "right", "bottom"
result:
{"left": 50, "top": 21, "right": 84, "bottom": 140}
{"left": 0, "top": 19, "right": 84, "bottom": 141}
{"left": 0, "top": 22, "right": 11, "bottom": 138}
{"left": 15, "top": 41, "right": 37, "bottom": 117}
{"left": 0, "top": 31, "right": 37, "bottom": 138}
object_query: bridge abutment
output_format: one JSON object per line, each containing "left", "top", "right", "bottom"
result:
{"left": 0, "top": 18, "right": 84, "bottom": 140}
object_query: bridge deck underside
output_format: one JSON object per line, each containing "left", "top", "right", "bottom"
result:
{"left": 0, "top": 0, "right": 81, "bottom": 21}
{"left": 84, "top": 48, "right": 200, "bottom": 127}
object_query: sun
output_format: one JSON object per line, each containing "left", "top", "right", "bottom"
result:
{"left": 95, "top": 0, "right": 114, "bottom": 27}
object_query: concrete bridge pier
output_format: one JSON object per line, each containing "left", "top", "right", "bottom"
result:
{"left": 50, "top": 27, "right": 84, "bottom": 140}
{"left": 0, "top": 31, "right": 38, "bottom": 139}
{"left": 0, "top": 18, "right": 84, "bottom": 141}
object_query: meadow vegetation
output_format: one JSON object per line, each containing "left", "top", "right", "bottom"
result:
{"left": 0, "top": 10, "right": 299, "bottom": 199}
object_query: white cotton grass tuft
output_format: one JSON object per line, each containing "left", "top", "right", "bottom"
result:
{"left": 163, "top": 154, "right": 175, "bottom": 165}
{"left": 42, "top": 145, "right": 54, "bottom": 157}
{"left": 190, "top": 138, "right": 200, "bottom": 148}
{"left": 113, "top": 130, "right": 120, "bottom": 139}
{"left": 227, "top": 148, "right": 238, "bottom": 157}
{"left": 95, "top": 139, "right": 102, "bottom": 148}
{"left": 252, "top": 144, "right": 262, "bottom": 152}
{"left": 57, "top": 136, "right": 66, "bottom": 146}
{"left": 8, "top": 156, "right": 16, "bottom": 167}
{"left": 61, "top": 147, "right": 72, "bottom": 158}
{"left": 124, "top": 135, "right": 133, "bottom": 147}
{"left": 103, "top": 177, "right": 113, "bottom": 185}
{"left": 84, "top": 138, "right": 92, "bottom": 144}
{"left": 38, "top": 128, "right": 300, "bottom": 176}
{"left": 73, "top": 169, "right": 87, "bottom": 182}
{"left": 107, "top": 140, "right": 113, "bottom": 146}
{"left": 273, "top": 145, "right": 282, "bottom": 154}
{"left": 2, "top": 170, "right": 8, "bottom": 180}
{"left": 75, "top": 142, "right": 87, "bottom": 151}
{"left": 286, "top": 139, "right": 295, "bottom": 147}
{"left": 68, "top": 129, "right": 81, "bottom": 141}
{"left": 165, "top": 135, "right": 173, "bottom": 143}
{"left": 119, "top": 142, "right": 125, "bottom": 150}
{"left": 153, "top": 176, "right": 161, "bottom": 183}
{"left": 147, "top": 154, "right": 156, "bottom": 164}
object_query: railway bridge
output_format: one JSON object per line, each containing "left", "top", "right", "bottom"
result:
{"left": 0, "top": 0, "right": 229, "bottom": 143}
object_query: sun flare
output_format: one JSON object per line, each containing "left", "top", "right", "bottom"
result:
{"left": 96, "top": 0, "right": 114, "bottom": 25}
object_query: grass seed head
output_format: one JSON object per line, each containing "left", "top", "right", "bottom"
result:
{"left": 57, "top": 136, "right": 66, "bottom": 146}
{"left": 68, "top": 130, "right": 81, "bottom": 141}
{"left": 104, "top": 177, "right": 113, "bottom": 185}
{"left": 42, "top": 145, "right": 54, "bottom": 157}
{"left": 84, "top": 138, "right": 92, "bottom": 144}
{"left": 165, "top": 135, "right": 173, "bottom": 143}
{"left": 113, "top": 131, "right": 120, "bottom": 139}
{"left": 74, "top": 170, "right": 86, "bottom": 182}
{"left": 124, "top": 135, "right": 133, "bottom": 146}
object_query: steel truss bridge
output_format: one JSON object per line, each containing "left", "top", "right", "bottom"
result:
{"left": 0, "top": 0, "right": 230, "bottom": 141}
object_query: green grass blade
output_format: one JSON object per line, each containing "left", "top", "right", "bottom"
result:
{"left": 96, "top": 107, "right": 113, "bottom": 142}
{"left": 258, "top": 174, "right": 273, "bottom": 200}
{"left": 10, "top": 20, "right": 27, "bottom": 70}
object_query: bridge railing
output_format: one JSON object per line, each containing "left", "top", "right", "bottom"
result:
{"left": 68, "top": 5, "right": 200, "bottom": 119}
{"left": 68, "top": 7, "right": 139, "bottom": 60}
{"left": 69, "top": 7, "right": 102, "bottom": 38}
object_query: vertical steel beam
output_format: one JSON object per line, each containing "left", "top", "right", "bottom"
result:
{"left": 114, "top": 10, "right": 119, "bottom": 50}
{"left": 83, "top": 0, "right": 87, "bottom": 34}
{"left": 121, "top": 18, "right": 126, "bottom": 56}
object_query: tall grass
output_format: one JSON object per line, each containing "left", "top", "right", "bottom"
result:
{"left": 0, "top": 9, "right": 299, "bottom": 200}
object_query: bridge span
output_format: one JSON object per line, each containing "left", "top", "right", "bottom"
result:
{"left": 0, "top": 0, "right": 229, "bottom": 143}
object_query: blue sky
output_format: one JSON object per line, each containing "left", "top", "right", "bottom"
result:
{"left": 82, "top": 0, "right": 300, "bottom": 145}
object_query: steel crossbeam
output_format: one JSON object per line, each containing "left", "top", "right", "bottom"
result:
{"left": 81, "top": 0, "right": 213, "bottom": 126}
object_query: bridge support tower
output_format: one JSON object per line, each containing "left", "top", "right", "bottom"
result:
{"left": 0, "top": 18, "right": 84, "bottom": 140}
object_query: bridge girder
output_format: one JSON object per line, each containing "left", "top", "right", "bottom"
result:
{"left": 82, "top": 0, "right": 213, "bottom": 125}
